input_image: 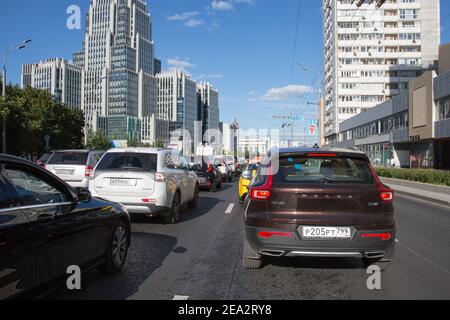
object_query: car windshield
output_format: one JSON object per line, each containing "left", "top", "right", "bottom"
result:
{"left": 47, "top": 152, "right": 88, "bottom": 165}
{"left": 95, "top": 153, "right": 157, "bottom": 172}
{"left": 275, "top": 155, "right": 374, "bottom": 185}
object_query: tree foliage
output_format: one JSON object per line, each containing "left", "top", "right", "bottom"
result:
{"left": 86, "top": 129, "right": 111, "bottom": 150}
{"left": 0, "top": 85, "right": 85, "bottom": 157}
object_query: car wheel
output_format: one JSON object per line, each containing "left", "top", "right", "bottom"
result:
{"left": 100, "top": 220, "right": 129, "bottom": 274}
{"left": 188, "top": 185, "right": 199, "bottom": 208}
{"left": 217, "top": 180, "right": 223, "bottom": 189}
{"left": 243, "top": 237, "right": 262, "bottom": 269}
{"left": 228, "top": 175, "right": 233, "bottom": 183}
{"left": 210, "top": 180, "right": 217, "bottom": 192}
{"left": 164, "top": 192, "right": 181, "bottom": 224}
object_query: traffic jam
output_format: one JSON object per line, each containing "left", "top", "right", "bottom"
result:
{"left": 0, "top": 147, "right": 396, "bottom": 300}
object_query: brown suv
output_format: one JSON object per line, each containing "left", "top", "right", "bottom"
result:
{"left": 243, "top": 148, "right": 396, "bottom": 270}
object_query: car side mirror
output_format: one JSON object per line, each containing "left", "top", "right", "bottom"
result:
{"left": 77, "top": 188, "right": 92, "bottom": 203}
{"left": 242, "top": 171, "right": 252, "bottom": 180}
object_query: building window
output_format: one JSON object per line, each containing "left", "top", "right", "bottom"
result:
{"left": 439, "top": 98, "right": 450, "bottom": 120}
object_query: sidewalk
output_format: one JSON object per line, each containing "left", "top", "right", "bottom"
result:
{"left": 381, "top": 177, "right": 450, "bottom": 206}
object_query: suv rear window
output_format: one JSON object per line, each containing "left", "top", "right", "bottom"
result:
{"left": 275, "top": 155, "right": 374, "bottom": 185}
{"left": 96, "top": 153, "right": 157, "bottom": 172}
{"left": 47, "top": 152, "right": 88, "bottom": 165}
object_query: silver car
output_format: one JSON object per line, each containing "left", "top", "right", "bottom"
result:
{"left": 45, "top": 150, "right": 105, "bottom": 189}
{"left": 89, "top": 148, "right": 199, "bottom": 224}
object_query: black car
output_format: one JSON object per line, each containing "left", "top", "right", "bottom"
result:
{"left": 190, "top": 161, "right": 222, "bottom": 192}
{"left": 0, "top": 154, "right": 131, "bottom": 300}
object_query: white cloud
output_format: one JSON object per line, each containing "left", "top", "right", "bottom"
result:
{"left": 211, "top": 0, "right": 234, "bottom": 11}
{"left": 184, "top": 19, "right": 205, "bottom": 27}
{"left": 167, "top": 11, "right": 199, "bottom": 21}
{"left": 261, "top": 85, "right": 313, "bottom": 101}
{"left": 167, "top": 58, "right": 196, "bottom": 72}
{"left": 197, "top": 73, "right": 224, "bottom": 80}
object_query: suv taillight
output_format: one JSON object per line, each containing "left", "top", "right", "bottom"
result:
{"left": 85, "top": 165, "right": 94, "bottom": 178}
{"left": 155, "top": 172, "right": 166, "bottom": 182}
{"left": 207, "top": 164, "right": 213, "bottom": 173}
{"left": 250, "top": 167, "right": 273, "bottom": 201}
{"left": 369, "top": 165, "right": 394, "bottom": 203}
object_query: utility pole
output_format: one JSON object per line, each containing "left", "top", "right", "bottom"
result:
{"left": 2, "top": 39, "right": 32, "bottom": 154}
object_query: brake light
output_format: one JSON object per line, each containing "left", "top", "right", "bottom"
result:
{"left": 155, "top": 172, "right": 166, "bottom": 182}
{"left": 142, "top": 198, "right": 156, "bottom": 204}
{"left": 361, "top": 233, "right": 392, "bottom": 241}
{"left": 207, "top": 164, "right": 213, "bottom": 173}
{"left": 258, "top": 231, "right": 293, "bottom": 239}
{"left": 307, "top": 153, "right": 337, "bottom": 157}
{"left": 85, "top": 165, "right": 94, "bottom": 178}
{"left": 369, "top": 165, "right": 394, "bottom": 203}
{"left": 250, "top": 166, "right": 273, "bottom": 201}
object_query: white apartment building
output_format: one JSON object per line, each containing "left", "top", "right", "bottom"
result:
{"left": 22, "top": 58, "right": 82, "bottom": 110}
{"left": 220, "top": 122, "right": 235, "bottom": 154}
{"left": 323, "top": 0, "right": 440, "bottom": 144}
{"left": 156, "top": 70, "right": 199, "bottom": 153}
{"left": 141, "top": 114, "right": 170, "bottom": 145}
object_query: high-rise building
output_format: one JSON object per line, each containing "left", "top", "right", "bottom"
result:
{"left": 322, "top": 0, "right": 440, "bottom": 144}
{"left": 76, "top": 0, "right": 157, "bottom": 141}
{"left": 154, "top": 58, "right": 162, "bottom": 75}
{"left": 197, "top": 82, "right": 220, "bottom": 141}
{"left": 156, "top": 70, "right": 199, "bottom": 153}
{"left": 21, "top": 58, "right": 82, "bottom": 110}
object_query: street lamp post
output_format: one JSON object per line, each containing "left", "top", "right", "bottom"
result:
{"left": 230, "top": 118, "right": 239, "bottom": 162}
{"left": 2, "top": 39, "right": 32, "bottom": 154}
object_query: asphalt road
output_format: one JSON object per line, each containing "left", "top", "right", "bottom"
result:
{"left": 49, "top": 180, "right": 450, "bottom": 300}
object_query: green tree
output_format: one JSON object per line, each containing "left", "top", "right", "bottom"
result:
{"left": 86, "top": 130, "right": 110, "bottom": 150}
{"left": 154, "top": 140, "right": 165, "bottom": 148}
{"left": 0, "top": 85, "right": 85, "bottom": 157}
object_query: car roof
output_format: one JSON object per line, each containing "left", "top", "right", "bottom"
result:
{"left": 53, "top": 149, "right": 102, "bottom": 153}
{"left": 0, "top": 154, "right": 37, "bottom": 166}
{"left": 104, "top": 147, "right": 173, "bottom": 154}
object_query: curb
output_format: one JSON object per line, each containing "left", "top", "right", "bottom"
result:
{"left": 391, "top": 188, "right": 450, "bottom": 207}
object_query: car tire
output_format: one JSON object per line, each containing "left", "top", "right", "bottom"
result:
{"left": 228, "top": 175, "right": 233, "bottom": 183}
{"left": 164, "top": 192, "right": 181, "bottom": 224}
{"left": 100, "top": 220, "right": 129, "bottom": 274}
{"left": 217, "top": 180, "right": 223, "bottom": 189}
{"left": 188, "top": 185, "right": 199, "bottom": 208}
{"left": 243, "top": 237, "right": 262, "bottom": 269}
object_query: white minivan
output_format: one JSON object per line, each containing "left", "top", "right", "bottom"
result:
{"left": 89, "top": 148, "right": 199, "bottom": 224}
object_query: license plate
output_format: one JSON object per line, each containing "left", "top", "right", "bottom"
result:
{"left": 55, "top": 169, "right": 74, "bottom": 175}
{"left": 110, "top": 179, "right": 136, "bottom": 186}
{"left": 301, "top": 226, "right": 352, "bottom": 240}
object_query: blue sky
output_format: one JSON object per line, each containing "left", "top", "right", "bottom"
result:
{"left": 1, "top": 0, "right": 449, "bottom": 133}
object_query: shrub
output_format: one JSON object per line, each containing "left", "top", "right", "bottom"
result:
{"left": 375, "top": 168, "right": 450, "bottom": 187}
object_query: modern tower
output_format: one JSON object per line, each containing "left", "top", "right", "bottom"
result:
{"left": 76, "top": 0, "right": 156, "bottom": 141}
{"left": 322, "top": 0, "right": 440, "bottom": 144}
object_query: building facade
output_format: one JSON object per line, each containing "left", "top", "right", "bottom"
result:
{"left": 156, "top": 70, "right": 198, "bottom": 154}
{"left": 76, "top": 0, "right": 157, "bottom": 141}
{"left": 322, "top": 0, "right": 440, "bottom": 144}
{"left": 331, "top": 43, "right": 450, "bottom": 170}
{"left": 197, "top": 82, "right": 220, "bottom": 142}
{"left": 21, "top": 58, "right": 82, "bottom": 110}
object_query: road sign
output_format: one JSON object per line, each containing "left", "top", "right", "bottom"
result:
{"left": 309, "top": 125, "right": 316, "bottom": 135}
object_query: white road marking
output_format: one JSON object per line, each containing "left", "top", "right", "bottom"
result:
{"left": 173, "top": 295, "right": 190, "bottom": 300}
{"left": 398, "top": 242, "right": 450, "bottom": 276}
{"left": 396, "top": 239, "right": 399, "bottom": 243}
{"left": 225, "top": 203, "right": 235, "bottom": 214}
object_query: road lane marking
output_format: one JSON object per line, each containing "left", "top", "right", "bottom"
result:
{"left": 225, "top": 203, "right": 235, "bottom": 214}
{"left": 396, "top": 239, "right": 399, "bottom": 243}
{"left": 398, "top": 242, "right": 450, "bottom": 276}
{"left": 173, "top": 295, "right": 189, "bottom": 300}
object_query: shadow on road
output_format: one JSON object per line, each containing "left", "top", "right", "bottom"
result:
{"left": 263, "top": 256, "right": 363, "bottom": 270}
{"left": 131, "top": 195, "right": 225, "bottom": 225}
{"left": 48, "top": 232, "right": 178, "bottom": 300}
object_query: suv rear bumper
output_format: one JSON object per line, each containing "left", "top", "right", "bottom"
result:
{"left": 245, "top": 226, "right": 396, "bottom": 260}
{"left": 122, "top": 203, "right": 171, "bottom": 217}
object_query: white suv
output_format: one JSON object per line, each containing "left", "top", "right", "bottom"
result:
{"left": 45, "top": 150, "right": 105, "bottom": 190}
{"left": 89, "top": 148, "right": 199, "bottom": 224}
